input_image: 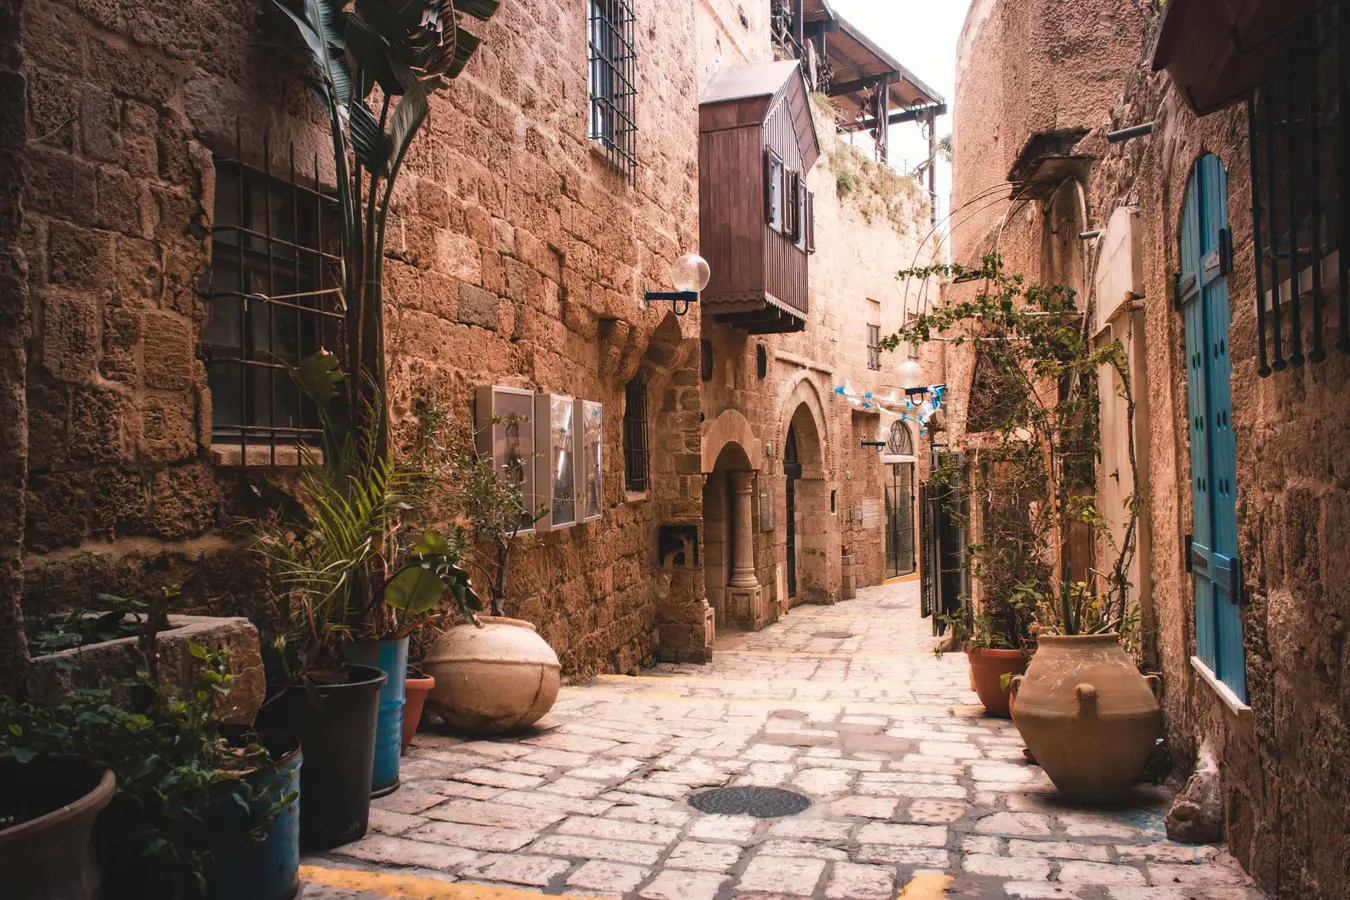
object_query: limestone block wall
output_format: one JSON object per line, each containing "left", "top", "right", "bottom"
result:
{"left": 953, "top": 2, "right": 1350, "bottom": 895}
{"left": 12, "top": 0, "right": 709, "bottom": 681}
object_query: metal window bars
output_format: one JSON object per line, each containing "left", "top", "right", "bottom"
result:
{"left": 589, "top": 0, "right": 638, "bottom": 184}
{"left": 867, "top": 323, "right": 882, "bottom": 371}
{"left": 1249, "top": 3, "right": 1347, "bottom": 377}
{"left": 203, "top": 125, "right": 344, "bottom": 466}
{"left": 623, "top": 376, "right": 650, "bottom": 492}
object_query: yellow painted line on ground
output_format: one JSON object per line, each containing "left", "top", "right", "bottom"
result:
{"left": 300, "top": 864, "right": 602, "bottom": 900}
{"left": 883, "top": 573, "right": 921, "bottom": 584}
{"left": 706, "top": 649, "right": 946, "bottom": 659}
{"left": 896, "top": 872, "right": 953, "bottom": 900}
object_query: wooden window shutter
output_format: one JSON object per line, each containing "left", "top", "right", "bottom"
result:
{"left": 806, "top": 190, "right": 816, "bottom": 253}
{"left": 764, "top": 149, "right": 774, "bottom": 225}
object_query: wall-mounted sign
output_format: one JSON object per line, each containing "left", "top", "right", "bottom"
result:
{"left": 535, "top": 392, "right": 577, "bottom": 531}
{"left": 760, "top": 488, "right": 775, "bottom": 533}
{"left": 474, "top": 385, "right": 537, "bottom": 533}
{"left": 579, "top": 400, "right": 603, "bottom": 522}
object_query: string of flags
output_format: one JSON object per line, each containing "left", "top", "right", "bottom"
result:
{"left": 834, "top": 382, "right": 948, "bottom": 436}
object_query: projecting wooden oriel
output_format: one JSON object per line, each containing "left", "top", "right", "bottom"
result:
{"left": 699, "top": 61, "right": 822, "bottom": 334}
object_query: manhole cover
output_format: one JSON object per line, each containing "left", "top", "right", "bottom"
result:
{"left": 688, "top": 786, "right": 812, "bottom": 818}
{"left": 814, "top": 630, "right": 853, "bottom": 639}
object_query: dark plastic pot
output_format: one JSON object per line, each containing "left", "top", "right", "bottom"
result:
{"left": 346, "top": 637, "right": 409, "bottom": 796}
{"left": 205, "top": 728, "right": 302, "bottom": 900}
{"left": 256, "top": 664, "right": 387, "bottom": 851}
{"left": 0, "top": 757, "right": 115, "bottom": 900}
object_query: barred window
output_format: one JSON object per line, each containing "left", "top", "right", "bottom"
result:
{"left": 867, "top": 323, "right": 882, "bottom": 371}
{"left": 204, "top": 142, "right": 342, "bottom": 464}
{"left": 1248, "top": 4, "right": 1347, "bottom": 374}
{"left": 589, "top": 0, "right": 638, "bottom": 183}
{"left": 622, "top": 376, "right": 650, "bottom": 493}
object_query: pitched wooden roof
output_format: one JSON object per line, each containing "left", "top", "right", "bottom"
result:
{"left": 700, "top": 61, "right": 822, "bottom": 172}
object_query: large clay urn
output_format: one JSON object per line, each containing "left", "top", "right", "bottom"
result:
{"left": 1010, "top": 633, "right": 1162, "bottom": 801}
{"left": 423, "top": 617, "right": 561, "bottom": 734}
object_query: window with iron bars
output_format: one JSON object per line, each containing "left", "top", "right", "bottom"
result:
{"left": 867, "top": 323, "right": 882, "bottom": 370}
{"left": 623, "top": 376, "right": 650, "bottom": 493}
{"left": 1248, "top": 2, "right": 1348, "bottom": 375}
{"left": 203, "top": 134, "right": 343, "bottom": 465}
{"left": 589, "top": 0, "right": 638, "bottom": 184}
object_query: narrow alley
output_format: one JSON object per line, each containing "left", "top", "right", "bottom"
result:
{"left": 301, "top": 583, "right": 1262, "bottom": 900}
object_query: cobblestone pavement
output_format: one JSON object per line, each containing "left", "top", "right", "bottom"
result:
{"left": 302, "top": 580, "right": 1266, "bottom": 900}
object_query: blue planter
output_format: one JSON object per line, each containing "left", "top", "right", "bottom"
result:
{"left": 206, "top": 729, "right": 302, "bottom": 900}
{"left": 346, "top": 637, "right": 409, "bottom": 796}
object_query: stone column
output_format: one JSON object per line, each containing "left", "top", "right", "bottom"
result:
{"left": 729, "top": 470, "right": 758, "bottom": 589}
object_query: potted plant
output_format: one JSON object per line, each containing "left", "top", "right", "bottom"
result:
{"left": 1, "top": 616, "right": 298, "bottom": 900}
{"left": 251, "top": 355, "right": 478, "bottom": 830}
{"left": 888, "top": 255, "right": 1158, "bottom": 797}
{"left": 402, "top": 664, "right": 436, "bottom": 752}
{"left": 422, "top": 420, "right": 561, "bottom": 735}
{"left": 0, "top": 756, "right": 114, "bottom": 900}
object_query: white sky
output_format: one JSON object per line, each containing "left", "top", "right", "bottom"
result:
{"left": 827, "top": 0, "right": 971, "bottom": 228}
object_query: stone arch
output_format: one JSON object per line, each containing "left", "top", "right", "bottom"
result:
{"left": 702, "top": 408, "right": 763, "bottom": 473}
{"left": 776, "top": 371, "right": 833, "bottom": 475}
{"left": 782, "top": 394, "right": 832, "bottom": 606}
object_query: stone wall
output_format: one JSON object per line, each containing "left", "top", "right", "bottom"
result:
{"left": 953, "top": 1, "right": 1350, "bottom": 896}
{"left": 0, "top": 0, "right": 31, "bottom": 695}
{"left": 14, "top": 0, "right": 709, "bottom": 681}
{"left": 10, "top": 0, "right": 938, "bottom": 680}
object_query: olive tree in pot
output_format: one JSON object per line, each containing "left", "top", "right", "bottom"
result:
{"left": 422, "top": 420, "right": 561, "bottom": 735}
{"left": 886, "top": 255, "right": 1159, "bottom": 797}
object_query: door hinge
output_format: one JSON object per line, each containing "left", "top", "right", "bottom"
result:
{"left": 1183, "top": 534, "right": 1193, "bottom": 573}
{"left": 1173, "top": 271, "right": 1197, "bottom": 310}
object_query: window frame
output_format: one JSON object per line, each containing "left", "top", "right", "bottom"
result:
{"left": 866, "top": 322, "right": 882, "bottom": 371}
{"left": 588, "top": 0, "right": 638, "bottom": 184}
{"left": 204, "top": 149, "right": 343, "bottom": 467}
{"left": 768, "top": 152, "right": 786, "bottom": 233}
{"left": 622, "top": 376, "right": 650, "bottom": 494}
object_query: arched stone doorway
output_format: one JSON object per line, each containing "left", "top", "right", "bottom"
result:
{"left": 703, "top": 440, "right": 769, "bottom": 632}
{"left": 784, "top": 401, "right": 829, "bottom": 606}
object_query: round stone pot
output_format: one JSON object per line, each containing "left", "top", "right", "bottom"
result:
{"left": 1010, "top": 633, "right": 1162, "bottom": 801}
{"left": 0, "top": 756, "right": 115, "bottom": 900}
{"left": 423, "top": 617, "right": 561, "bottom": 735}
{"left": 967, "top": 648, "right": 1028, "bottom": 718}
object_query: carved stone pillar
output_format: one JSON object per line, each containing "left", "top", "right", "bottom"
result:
{"left": 729, "top": 470, "right": 758, "bottom": 588}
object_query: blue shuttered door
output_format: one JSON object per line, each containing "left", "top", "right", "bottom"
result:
{"left": 1179, "top": 154, "right": 1247, "bottom": 702}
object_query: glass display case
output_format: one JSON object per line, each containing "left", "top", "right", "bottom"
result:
{"left": 534, "top": 392, "right": 577, "bottom": 531}
{"left": 579, "top": 400, "right": 603, "bottom": 522}
{"left": 474, "top": 385, "right": 537, "bottom": 532}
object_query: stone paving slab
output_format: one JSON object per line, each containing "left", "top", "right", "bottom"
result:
{"left": 304, "top": 582, "right": 1268, "bottom": 900}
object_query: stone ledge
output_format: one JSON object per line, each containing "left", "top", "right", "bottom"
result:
{"left": 25, "top": 614, "right": 265, "bottom": 725}
{"left": 1190, "top": 655, "right": 1253, "bottom": 723}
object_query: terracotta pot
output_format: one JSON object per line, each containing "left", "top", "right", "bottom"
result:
{"left": 402, "top": 669, "right": 435, "bottom": 753}
{"left": 967, "top": 648, "right": 1028, "bottom": 718}
{"left": 1010, "top": 633, "right": 1162, "bottom": 802}
{"left": 0, "top": 757, "right": 115, "bottom": 900}
{"left": 423, "top": 617, "right": 561, "bottom": 735}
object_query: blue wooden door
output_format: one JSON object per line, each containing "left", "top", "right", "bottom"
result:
{"left": 1179, "top": 154, "right": 1246, "bottom": 702}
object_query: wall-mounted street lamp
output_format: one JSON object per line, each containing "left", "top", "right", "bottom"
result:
{"left": 644, "top": 253, "right": 711, "bottom": 316}
{"left": 897, "top": 358, "right": 924, "bottom": 390}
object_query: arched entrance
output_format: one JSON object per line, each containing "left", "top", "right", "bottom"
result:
{"left": 784, "top": 401, "right": 829, "bottom": 605}
{"left": 703, "top": 440, "right": 767, "bottom": 632}
{"left": 882, "top": 420, "right": 917, "bottom": 578}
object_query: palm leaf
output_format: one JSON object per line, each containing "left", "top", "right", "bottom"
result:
{"left": 447, "top": 26, "right": 481, "bottom": 78}
{"left": 455, "top": 0, "right": 501, "bottom": 21}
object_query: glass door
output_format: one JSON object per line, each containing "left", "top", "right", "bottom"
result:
{"left": 885, "top": 462, "right": 916, "bottom": 578}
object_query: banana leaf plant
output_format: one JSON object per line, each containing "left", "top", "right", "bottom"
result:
{"left": 270, "top": 0, "right": 502, "bottom": 458}
{"left": 253, "top": 351, "right": 484, "bottom": 680}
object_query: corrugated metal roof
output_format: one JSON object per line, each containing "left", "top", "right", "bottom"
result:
{"left": 700, "top": 60, "right": 803, "bottom": 106}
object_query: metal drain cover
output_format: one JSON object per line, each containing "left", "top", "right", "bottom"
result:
{"left": 688, "top": 786, "right": 812, "bottom": 818}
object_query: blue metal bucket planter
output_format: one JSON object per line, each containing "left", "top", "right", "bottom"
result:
{"left": 206, "top": 728, "right": 302, "bottom": 900}
{"left": 346, "top": 637, "right": 409, "bottom": 796}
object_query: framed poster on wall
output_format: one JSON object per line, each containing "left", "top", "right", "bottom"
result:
{"left": 578, "top": 400, "right": 603, "bottom": 522}
{"left": 534, "top": 392, "right": 577, "bottom": 531}
{"left": 474, "top": 385, "right": 537, "bottom": 532}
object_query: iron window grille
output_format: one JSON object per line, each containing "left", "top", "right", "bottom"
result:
{"left": 623, "top": 376, "right": 650, "bottom": 492}
{"left": 204, "top": 130, "right": 343, "bottom": 465}
{"left": 1248, "top": 3, "right": 1348, "bottom": 376}
{"left": 867, "top": 323, "right": 882, "bottom": 370}
{"left": 589, "top": 0, "right": 638, "bottom": 184}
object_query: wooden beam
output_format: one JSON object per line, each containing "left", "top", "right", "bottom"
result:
{"left": 854, "top": 102, "right": 948, "bottom": 130}
{"left": 828, "top": 72, "right": 895, "bottom": 97}
{"left": 792, "top": 0, "right": 805, "bottom": 44}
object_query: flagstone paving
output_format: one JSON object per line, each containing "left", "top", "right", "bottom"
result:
{"left": 302, "top": 580, "right": 1266, "bottom": 900}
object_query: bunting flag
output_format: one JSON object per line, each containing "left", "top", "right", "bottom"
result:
{"left": 835, "top": 383, "right": 948, "bottom": 435}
